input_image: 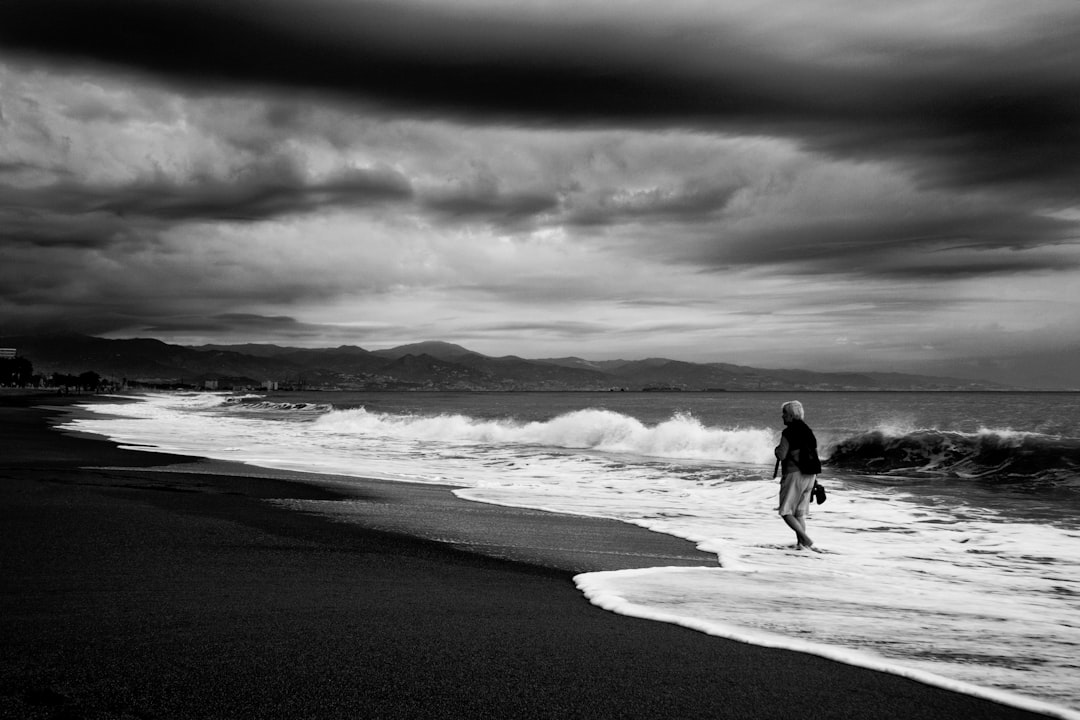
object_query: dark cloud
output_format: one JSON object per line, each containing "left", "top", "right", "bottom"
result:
{"left": 423, "top": 190, "right": 559, "bottom": 225}
{"left": 414, "top": 172, "right": 744, "bottom": 231}
{"left": 801, "top": 72, "right": 1080, "bottom": 195}
{"left": 567, "top": 180, "right": 740, "bottom": 227}
{"left": 3, "top": 0, "right": 1079, "bottom": 197}
{"left": 0, "top": 164, "right": 412, "bottom": 231}
{"left": 139, "top": 314, "right": 328, "bottom": 339}
{"left": 0, "top": 313, "right": 363, "bottom": 346}
{"left": 693, "top": 209, "right": 1079, "bottom": 278}
{"left": 474, "top": 320, "right": 611, "bottom": 337}
{"left": 0, "top": 310, "right": 140, "bottom": 338}
{"left": 0, "top": 160, "right": 38, "bottom": 175}
{"left": 0, "top": 206, "right": 144, "bottom": 249}
{"left": 97, "top": 166, "right": 413, "bottom": 222}
{"left": 0, "top": 0, "right": 767, "bottom": 119}
{"left": 871, "top": 254, "right": 1077, "bottom": 280}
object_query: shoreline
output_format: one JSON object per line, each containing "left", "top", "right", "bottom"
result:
{"left": 1, "top": 393, "right": 1056, "bottom": 719}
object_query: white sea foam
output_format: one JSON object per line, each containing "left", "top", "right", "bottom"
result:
{"left": 574, "top": 568, "right": 1080, "bottom": 720}
{"left": 60, "top": 391, "right": 1080, "bottom": 718}
{"left": 314, "top": 406, "right": 776, "bottom": 463}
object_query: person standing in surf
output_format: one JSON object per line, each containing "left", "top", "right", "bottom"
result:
{"left": 775, "top": 400, "right": 822, "bottom": 551}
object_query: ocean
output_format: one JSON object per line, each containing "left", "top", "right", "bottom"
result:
{"left": 61, "top": 391, "right": 1080, "bottom": 718}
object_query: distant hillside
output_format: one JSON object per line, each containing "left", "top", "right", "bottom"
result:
{"left": 2, "top": 334, "right": 1013, "bottom": 391}
{"left": 371, "top": 341, "right": 475, "bottom": 361}
{"left": 6, "top": 335, "right": 315, "bottom": 386}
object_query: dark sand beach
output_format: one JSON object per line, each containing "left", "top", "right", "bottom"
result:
{"left": 0, "top": 393, "right": 1052, "bottom": 719}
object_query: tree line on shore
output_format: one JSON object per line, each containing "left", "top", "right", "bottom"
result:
{"left": 0, "top": 356, "right": 103, "bottom": 392}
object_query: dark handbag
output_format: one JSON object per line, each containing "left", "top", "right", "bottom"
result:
{"left": 813, "top": 482, "right": 827, "bottom": 504}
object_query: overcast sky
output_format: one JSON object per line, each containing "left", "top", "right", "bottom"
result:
{"left": 2, "top": 0, "right": 1079, "bottom": 383}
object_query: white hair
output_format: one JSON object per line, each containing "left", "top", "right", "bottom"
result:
{"left": 781, "top": 400, "right": 804, "bottom": 419}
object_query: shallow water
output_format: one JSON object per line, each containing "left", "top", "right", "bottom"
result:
{"left": 64, "top": 391, "right": 1080, "bottom": 718}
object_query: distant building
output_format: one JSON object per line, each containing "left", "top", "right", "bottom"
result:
{"left": 0, "top": 348, "right": 16, "bottom": 359}
{"left": 263, "top": 380, "right": 278, "bottom": 391}
{"left": 204, "top": 379, "right": 219, "bottom": 390}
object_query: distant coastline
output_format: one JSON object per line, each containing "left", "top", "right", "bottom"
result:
{"left": 2, "top": 333, "right": 1055, "bottom": 393}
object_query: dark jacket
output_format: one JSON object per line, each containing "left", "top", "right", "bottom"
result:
{"left": 779, "top": 418, "right": 818, "bottom": 475}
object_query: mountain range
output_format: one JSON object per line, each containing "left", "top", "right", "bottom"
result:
{"left": 1, "top": 334, "right": 1017, "bottom": 391}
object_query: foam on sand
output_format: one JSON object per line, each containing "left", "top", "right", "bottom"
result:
{"left": 575, "top": 566, "right": 1080, "bottom": 720}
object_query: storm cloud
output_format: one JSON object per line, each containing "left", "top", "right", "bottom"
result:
{"left": 4, "top": 0, "right": 1079, "bottom": 196}
{"left": 1, "top": 0, "right": 1079, "bottom": 381}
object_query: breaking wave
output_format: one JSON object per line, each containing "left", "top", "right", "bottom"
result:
{"left": 313, "top": 407, "right": 776, "bottom": 464}
{"left": 209, "top": 393, "right": 1080, "bottom": 486}
{"left": 221, "top": 396, "right": 333, "bottom": 413}
{"left": 825, "top": 428, "right": 1080, "bottom": 485}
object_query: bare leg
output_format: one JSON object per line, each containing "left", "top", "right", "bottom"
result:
{"left": 782, "top": 514, "right": 815, "bottom": 549}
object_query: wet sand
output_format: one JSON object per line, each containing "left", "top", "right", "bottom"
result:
{"left": 0, "top": 393, "right": 1052, "bottom": 719}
